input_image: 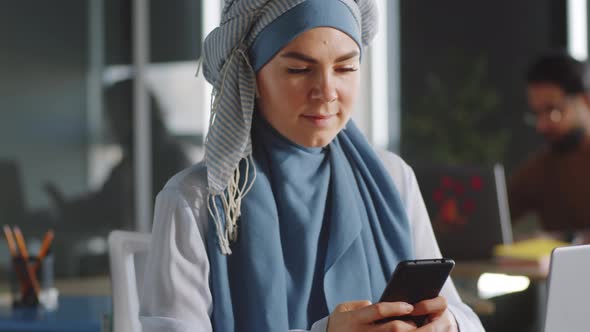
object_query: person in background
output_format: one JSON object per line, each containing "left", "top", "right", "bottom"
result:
{"left": 44, "top": 79, "right": 191, "bottom": 232}
{"left": 481, "top": 51, "right": 590, "bottom": 332}
{"left": 139, "top": 0, "right": 484, "bottom": 331}
{"left": 509, "top": 51, "right": 590, "bottom": 243}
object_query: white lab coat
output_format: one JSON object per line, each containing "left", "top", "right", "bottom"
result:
{"left": 139, "top": 150, "right": 485, "bottom": 332}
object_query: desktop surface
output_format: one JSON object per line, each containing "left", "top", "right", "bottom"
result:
{"left": 452, "top": 260, "right": 549, "bottom": 280}
{"left": 0, "top": 295, "right": 111, "bottom": 332}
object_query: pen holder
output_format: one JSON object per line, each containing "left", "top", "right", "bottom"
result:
{"left": 10, "top": 254, "right": 54, "bottom": 308}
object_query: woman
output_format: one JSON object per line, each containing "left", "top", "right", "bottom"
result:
{"left": 140, "top": 0, "right": 484, "bottom": 331}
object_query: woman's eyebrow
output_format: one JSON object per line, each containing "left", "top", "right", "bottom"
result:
{"left": 334, "top": 50, "right": 359, "bottom": 63}
{"left": 280, "top": 51, "right": 318, "bottom": 64}
{"left": 280, "top": 50, "right": 360, "bottom": 64}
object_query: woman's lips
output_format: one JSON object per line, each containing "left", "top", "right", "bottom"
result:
{"left": 301, "top": 114, "right": 337, "bottom": 127}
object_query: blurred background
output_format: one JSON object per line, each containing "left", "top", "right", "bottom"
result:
{"left": 0, "top": 0, "right": 209, "bottom": 278}
{"left": 0, "top": 0, "right": 586, "bottom": 329}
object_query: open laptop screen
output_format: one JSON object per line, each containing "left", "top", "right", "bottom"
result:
{"left": 544, "top": 245, "right": 590, "bottom": 332}
{"left": 413, "top": 163, "right": 513, "bottom": 261}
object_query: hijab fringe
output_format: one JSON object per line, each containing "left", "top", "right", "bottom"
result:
{"left": 208, "top": 154, "right": 257, "bottom": 255}
{"left": 206, "top": 31, "right": 259, "bottom": 254}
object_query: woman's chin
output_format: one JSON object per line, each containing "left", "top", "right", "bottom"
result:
{"left": 296, "top": 133, "right": 338, "bottom": 148}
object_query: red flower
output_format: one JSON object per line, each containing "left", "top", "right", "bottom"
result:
{"left": 470, "top": 176, "right": 483, "bottom": 191}
{"left": 462, "top": 199, "right": 476, "bottom": 214}
{"left": 433, "top": 189, "right": 444, "bottom": 203}
{"left": 441, "top": 176, "right": 453, "bottom": 189}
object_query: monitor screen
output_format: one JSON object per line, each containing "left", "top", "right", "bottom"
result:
{"left": 413, "top": 163, "right": 513, "bottom": 260}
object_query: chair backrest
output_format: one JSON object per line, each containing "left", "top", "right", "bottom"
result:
{"left": 108, "top": 230, "right": 151, "bottom": 332}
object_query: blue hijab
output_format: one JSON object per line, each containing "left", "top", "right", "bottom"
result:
{"left": 205, "top": 0, "right": 413, "bottom": 330}
{"left": 207, "top": 117, "right": 414, "bottom": 330}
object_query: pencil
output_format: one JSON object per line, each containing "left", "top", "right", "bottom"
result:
{"left": 34, "top": 230, "right": 54, "bottom": 273}
{"left": 3, "top": 225, "right": 27, "bottom": 297}
{"left": 12, "top": 227, "right": 41, "bottom": 299}
{"left": 3, "top": 225, "right": 17, "bottom": 258}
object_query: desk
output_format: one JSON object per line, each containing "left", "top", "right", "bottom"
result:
{"left": 0, "top": 295, "right": 111, "bottom": 332}
{"left": 0, "top": 277, "right": 111, "bottom": 332}
{"left": 453, "top": 260, "right": 549, "bottom": 280}
{"left": 453, "top": 260, "right": 548, "bottom": 331}
{"left": 54, "top": 277, "right": 111, "bottom": 296}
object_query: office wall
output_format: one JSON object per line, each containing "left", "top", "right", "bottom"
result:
{"left": 104, "top": 0, "right": 201, "bottom": 65}
{"left": 0, "top": 1, "right": 89, "bottom": 210}
{"left": 0, "top": 0, "right": 203, "bottom": 211}
{"left": 0, "top": 0, "right": 204, "bottom": 277}
{"left": 399, "top": 0, "right": 566, "bottom": 170}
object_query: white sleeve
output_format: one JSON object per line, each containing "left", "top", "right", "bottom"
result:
{"left": 139, "top": 182, "right": 328, "bottom": 332}
{"left": 139, "top": 152, "right": 484, "bottom": 332}
{"left": 139, "top": 187, "right": 213, "bottom": 332}
{"left": 377, "top": 150, "right": 485, "bottom": 332}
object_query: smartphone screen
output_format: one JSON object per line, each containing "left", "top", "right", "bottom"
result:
{"left": 377, "top": 258, "right": 455, "bottom": 325}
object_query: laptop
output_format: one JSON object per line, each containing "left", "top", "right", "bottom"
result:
{"left": 543, "top": 245, "right": 590, "bottom": 332}
{"left": 0, "top": 160, "right": 27, "bottom": 224}
{"left": 413, "top": 163, "right": 513, "bottom": 261}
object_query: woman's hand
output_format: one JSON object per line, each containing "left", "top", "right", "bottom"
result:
{"left": 411, "top": 296, "right": 458, "bottom": 332}
{"left": 328, "top": 300, "right": 418, "bottom": 332}
{"left": 327, "top": 297, "right": 458, "bottom": 332}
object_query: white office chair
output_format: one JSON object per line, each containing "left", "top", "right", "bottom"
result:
{"left": 108, "top": 230, "right": 151, "bottom": 332}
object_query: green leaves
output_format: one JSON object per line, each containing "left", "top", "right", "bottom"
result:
{"left": 402, "top": 54, "right": 508, "bottom": 166}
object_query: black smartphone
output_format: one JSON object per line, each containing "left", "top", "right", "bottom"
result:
{"left": 376, "top": 258, "right": 455, "bottom": 326}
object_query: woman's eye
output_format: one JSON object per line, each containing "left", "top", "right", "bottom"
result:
{"left": 287, "top": 68, "right": 311, "bottom": 74}
{"left": 336, "top": 66, "right": 358, "bottom": 73}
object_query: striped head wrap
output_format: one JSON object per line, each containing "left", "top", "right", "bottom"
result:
{"left": 202, "top": 0, "right": 378, "bottom": 254}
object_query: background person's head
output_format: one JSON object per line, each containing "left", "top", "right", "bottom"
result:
{"left": 526, "top": 51, "right": 590, "bottom": 142}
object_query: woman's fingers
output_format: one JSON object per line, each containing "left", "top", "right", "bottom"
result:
{"left": 328, "top": 301, "right": 423, "bottom": 332}
{"left": 353, "top": 302, "right": 414, "bottom": 323}
{"left": 414, "top": 309, "right": 458, "bottom": 332}
{"left": 373, "top": 319, "right": 417, "bottom": 332}
{"left": 411, "top": 296, "right": 448, "bottom": 316}
{"left": 334, "top": 300, "right": 372, "bottom": 312}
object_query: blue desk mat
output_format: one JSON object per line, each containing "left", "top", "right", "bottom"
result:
{"left": 0, "top": 295, "right": 111, "bottom": 332}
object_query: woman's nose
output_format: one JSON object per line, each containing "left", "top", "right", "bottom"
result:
{"left": 311, "top": 73, "right": 337, "bottom": 103}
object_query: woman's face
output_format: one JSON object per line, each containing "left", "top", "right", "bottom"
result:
{"left": 255, "top": 27, "right": 361, "bottom": 147}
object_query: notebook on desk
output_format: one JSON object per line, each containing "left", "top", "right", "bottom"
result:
{"left": 413, "top": 163, "right": 513, "bottom": 261}
{"left": 543, "top": 245, "right": 590, "bottom": 332}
